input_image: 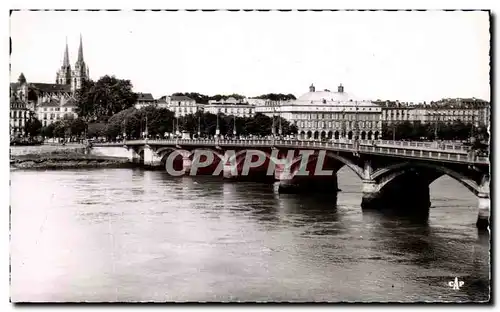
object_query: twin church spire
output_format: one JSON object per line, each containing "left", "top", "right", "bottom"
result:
{"left": 56, "top": 34, "right": 89, "bottom": 92}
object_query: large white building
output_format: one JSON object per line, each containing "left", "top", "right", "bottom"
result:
{"left": 378, "top": 99, "right": 490, "bottom": 127}
{"left": 134, "top": 94, "right": 200, "bottom": 117}
{"left": 165, "top": 95, "right": 199, "bottom": 117}
{"left": 204, "top": 97, "right": 256, "bottom": 118}
{"left": 256, "top": 84, "right": 383, "bottom": 140}
{"left": 37, "top": 97, "right": 78, "bottom": 127}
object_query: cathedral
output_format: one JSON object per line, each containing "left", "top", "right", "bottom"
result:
{"left": 10, "top": 35, "right": 90, "bottom": 133}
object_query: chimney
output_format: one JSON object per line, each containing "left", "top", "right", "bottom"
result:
{"left": 338, "top": 84, "right": 344, "bottom": 93}
{"left": 309, "top": 84, "right": 315, "bottom": 92}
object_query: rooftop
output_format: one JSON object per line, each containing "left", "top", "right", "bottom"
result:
{"left": 30, "top": 83, "right": 71, "bottom": 93}
{"left": 39, "top": 98, "right": 61, "bottom": 107}
{"left": 291, "top": 84, "right": 378, "bottom": 106}
{"left": 137, "top": 93, "right": 155, "bottom": 101}
{"left": 170, "top": 95, "right": 194, "bottom": 102}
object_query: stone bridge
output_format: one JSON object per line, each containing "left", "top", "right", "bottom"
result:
{"left": 89, "top": 138, "right": 490, "bottom": 230}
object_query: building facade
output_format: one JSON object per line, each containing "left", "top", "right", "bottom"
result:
{"left": 10, "top": 36, "right": 89, "bottom": 132}
{"left": 134, "top": 93, "right": 156, "bottom": 109}
{"left": 37, "top": 98, "right": 78, "bottom": 127}
{"left": 264, "top": 84, "right": 383, "bottom": 140}
{"left": 166, "top": 95, "right": 199, "bottom": 117}
{"left": 10, "top": 95, "right": 33, "bottom": 136}
{"left": 379, "top": 98, "right": 490, "bottom": 127}
{"left": 134, "top": 94, "right": 200, "bottom": 117}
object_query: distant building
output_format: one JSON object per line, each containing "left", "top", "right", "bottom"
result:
{"left": 267, "top": 83, "right": 383, "bottom": 140}
{"left": 379, "top": 98, "right": 490, "bottom": 127}
{"left": 166, "top": 95, "right": 198, "bottom": 117}
{"left": 10, "top": 35, "right": 90, "bottom": 131}
{"left": 37, "top": 97, "right": 78, "bottom": 127}
{"left": 246, "top": 98, "right": 267, "bottom": 106}
{"left": 204, "top": 97, "right": 255, "bottom": 118}
{"left": 134, "top": 93, "right": 155, "bottom": 109}
{"left": 10, "top": 95, "right": 34, "bottom": 136}
{"left": 134, "top": 94, "right": 200, "bottom": 117}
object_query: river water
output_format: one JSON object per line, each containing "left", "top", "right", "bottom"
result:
{"left": 10, "top": 167, "right": 490, "bottom": 302}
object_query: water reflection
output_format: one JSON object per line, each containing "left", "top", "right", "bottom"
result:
{"left": 10, "top": 168, "right": 490, "bottom": 302}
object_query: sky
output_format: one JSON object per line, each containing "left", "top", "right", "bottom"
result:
{"left": 9, "top": 10, "right": 490, "bottom": 102}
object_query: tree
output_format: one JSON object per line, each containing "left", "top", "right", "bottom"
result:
{"left": 52, "top": 121, "right": 66, "bottom": 138}
{"left": 172, "top": 92, "right": 210, "bottom": 104}
{"left": 74, "top": 79, "right": 97, "bottom": 122}
{"left": 208, "top": 94, "right": 246, "bottom": 102}
{"left": 105, "top": 107, "right": 139, "bottom": 139}
{"left": 138, "top": 106, "right": 176, "bottom": 137}
{"left": 24, "top": 117, "right": 42, "bottom": 137}
{"left": 40, "top": 123, "right": 55, "bottom": 138}
{"left": 70, "top": 118, "right": 86, "bottom": 137}
{"left": 255, "top": 93, "right": 296, "bottom": 101}
{"left": 87, "top": 122, "right": 107, "bottom": 138}
{"left": 75, "top": 75, "right": 138, "bottom": 122}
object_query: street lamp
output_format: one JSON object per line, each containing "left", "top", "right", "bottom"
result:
{"left": 172, "top": 117, "right": 175, "bottom": 138}
{"left": 122, "top": 118, "right": 127, "bottom": 141}
{"left": 176, "top": 116, "right": 180, "bottom": 136}
{"left": 355, "top": 101, "right": 359, "bottom": 141}
{"left": 434, "top": 112, "right": 439, "bottom": 141}
{"left": 233, "top": 114, "right": 237, "bottom": 137}
{"left": 342, "top": 108, "right": 346, "bottom": 139}
{"left": 197, "top": 114, "right": 201, "bottom": 138}
{"left": 216, "top": 108, "right": 220, "bottom": 138}
{"left": 271, "top": 105, "right": 276, "bottom": 138}
{"left": 469, "top": 115, "right": 476, "bottom": 143}
{"left": 278, "top": 102, "right": 282, "bottom": 137}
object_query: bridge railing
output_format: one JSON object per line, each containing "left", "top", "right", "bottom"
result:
{"left": 94, "top": 138, "right": 469, "bottom": 151}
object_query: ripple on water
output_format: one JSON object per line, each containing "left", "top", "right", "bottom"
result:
{"left": 10, "top": 169, "right": 490, "bottom": 302}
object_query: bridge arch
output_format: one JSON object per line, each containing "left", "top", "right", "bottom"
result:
{"left": 229, "top": 149, "right": 273, "bottom": 166}
{"left": 371, "top": 162, "right": 480, "bottom": 196}
{"left": 189, "top": 148, "right": 225, "bottom": 161}
{"left": 155, "top": 146, "right": 178, "bottom": 156}
{"left": 289, "top": 151, "right": 364, "bottom": 180}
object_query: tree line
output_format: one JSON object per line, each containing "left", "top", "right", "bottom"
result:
{"left": 169, "top": 92, "right": 297, "bottom": 104}
{"left": 381, "top": 120, "right": 489, "bottom": 142}
{"left": 102, "top": 107, "right": 298, "bottom": 140}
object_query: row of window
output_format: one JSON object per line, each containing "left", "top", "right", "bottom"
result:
{"left": 173, "top": 107, "right": 199, "bottom": 113}
{"left": 40, "top": 113, "right": 76, "bottom": 120}
{"left": 10, "top": 120, "right": 26, "bottom": 127}
{"left": 10, "top": 111, "right": 29, "bottom": 118}
{"left": 297, "top": 113, "right": 381, "bottom": 121}
{"left": 383, "top": 109, "right": 481, "bottom": 116}
{"left": 210, "top": 108, "right": 255, "bottom": 114}
{"left": 42, "top": 107, "right": 73, "bottom": 112}
{"left": 298, "top": 120, "right": 382, "bottom": 129}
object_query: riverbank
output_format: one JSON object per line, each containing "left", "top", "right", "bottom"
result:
{"left": 10, "top": 145, "right": 131, "bottom": 170}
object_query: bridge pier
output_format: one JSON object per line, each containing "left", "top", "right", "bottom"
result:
{"left": 183, "top": 156, "right": 192, "bottom": 176}
{"left": 127, "top": 147, "right": 140, "bottom": 164}
{"left": 143, "top": 145, "right": 161, "bottom": 167}
{"left": 476, "top": 176, "right": 490, "bottom": 231}
{"left": 223, "top": 162, "right": 237, "bottom": 180}
{"left": 361, "top": 174, "right": 431, "bottom": 219}
{"left": 275, "top": 164, "right": 339, "bottom": 194}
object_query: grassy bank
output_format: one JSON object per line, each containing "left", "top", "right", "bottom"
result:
{"left": 10, "top": 145, "right": 131, "bottom": 170}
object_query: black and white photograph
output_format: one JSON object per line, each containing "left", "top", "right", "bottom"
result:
{"left": 8, "top": 8, "right": 491, "bottom": 303}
